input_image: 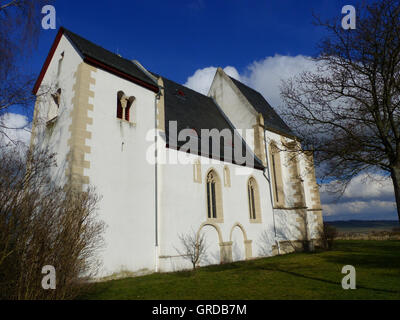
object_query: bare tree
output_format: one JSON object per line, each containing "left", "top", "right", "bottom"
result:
{"left": 176, "top": 231, "right": 207, "bottom": 270}
{"left": 280, "top": 0, "right": 400, "bottom": 222}
{"left": 0, "top": 0, "right": 48, "bottom": 142}
{"left": 0, "top": 145, "right": 105, "bottom": 300}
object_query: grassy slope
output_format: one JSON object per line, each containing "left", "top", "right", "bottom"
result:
{"left": 80, "top": 241, "right": 400, "bottom": 300}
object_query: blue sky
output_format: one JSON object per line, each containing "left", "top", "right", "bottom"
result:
{"left": 31, "top": 0, "right": 353, "bottom": 84}
{"left": 10, "top": 0, "right": 397, "bottom": 221}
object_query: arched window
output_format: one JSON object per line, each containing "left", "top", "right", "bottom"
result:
{"left": 206, "top": 170, "right": 223, "bottom": 222}
{"left": 117, "top": 91, "right": 135, "bottom": 122}
{"left": 269, "top": 142, "right": 285, "bottom": 207}
{"left": 117, "top": 91, "right": 124, "bottom": 119}
{"left": 248, "top": 177, "right": 261, "bottom": 222}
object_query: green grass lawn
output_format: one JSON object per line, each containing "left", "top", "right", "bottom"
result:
{"left": 80, "top": 240, "right": 400, "bottom": 300}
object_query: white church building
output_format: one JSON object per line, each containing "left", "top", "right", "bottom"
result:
{"left": 31, "top": 27, "right": 323, "bottom": 277}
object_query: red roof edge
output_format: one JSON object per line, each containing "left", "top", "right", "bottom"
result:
{"left": 84, "top": 56, "right": 159, "bottom": 94}
{"left": 32, "top": 27, "right": 65, "bottom": 95}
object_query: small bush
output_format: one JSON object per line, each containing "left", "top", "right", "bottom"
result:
{"left": 392, "top": 227, "right": 400, "bottom": 233}
{"left": 319, "top": 224, "right": 338, "bottom": 250}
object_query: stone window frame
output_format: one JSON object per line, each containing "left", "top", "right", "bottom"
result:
{"left": 269, "top": 141, "right": 285, "bottom": 208}
{"left": 193, "top": 159, "right": 202, "bottom": 183}
{"left": 223, "top": 165, "right": 231, "bottom": 187}
{"left": 117, "top": 90, "right": 135, "bottom": 123}
{"left": 247, "top": 176, "right": 262, "bottom": 223}
{"left": 205, "top": 168, "right": 224, "bottom": 223}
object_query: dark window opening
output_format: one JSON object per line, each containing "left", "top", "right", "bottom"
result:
{"left": 125, "top": 104, "right": 131, "bottom": 122}
{"left": 117, "top": 99, "right": 123, "bottom": 119}
{"left": 272, "top": 154, "right": 279, "bottom": 203}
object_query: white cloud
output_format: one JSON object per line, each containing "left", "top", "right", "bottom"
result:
{"left": 342, "top": 173, "right": 394, "bottom": 200}
{"left": 184, "top": 66, "right": 240, "bottom": 95}
{"left": 0, "top": 113, "right": 31, "bottom": 146}
{"left": 323, "top": 199, "right": 396, "bottom": 220}
{"left": 242, "top": 54, "right": 317, "bottom": 112}
{"left": 321, "top": 173, "right": 395, "bottom": 202}
{"left": 321, "top": 173, "right": 397, "bottom": 220}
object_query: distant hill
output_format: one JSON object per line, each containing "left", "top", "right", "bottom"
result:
{"left": 326, "top": 220, "right": 399, "bottom": 233}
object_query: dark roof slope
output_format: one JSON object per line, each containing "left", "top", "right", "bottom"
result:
{"left": 229, "top": 77, "right": 295, "bottom": 138}
{"left": 63, "top": 28, "right": 158, "bottom": 88}
{"left": 158, "top": 75, "right": 264, "bottom": 170}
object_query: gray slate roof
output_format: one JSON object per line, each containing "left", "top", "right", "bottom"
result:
{"left": 229, "top": 77, "right": 295, "bottom": 138}
{"left": 63, "top": 28, "right": 158, "bottom": 88}
{"left": 156, "top": 75, "right": 264, "bottom": 169}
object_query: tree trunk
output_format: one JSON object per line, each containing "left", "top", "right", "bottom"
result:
{"left": 391, "top": 165, "right": 400, "bottom": 224}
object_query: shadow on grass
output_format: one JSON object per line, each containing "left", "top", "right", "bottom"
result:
{"left": 244, "top": 240, "right": 400, "bottom": 295}
{"left": 77, "top": 281, "right": 114, "bottom": 300}
{"left": 257, "top": 266, "right": 400, "bottom": 294}
{"left": 174, "top": 270, "right": 196, "bottom": 278}
{"left": 201, "top": 262, "right": 243, "bottom": 273}
{"left": 322, "top": 241, "right": 400, "bottom": 270}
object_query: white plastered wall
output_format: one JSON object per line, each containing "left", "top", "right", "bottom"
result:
{"left": 86, "top": 67, "right": 157, "bottom": 276}
{"left": 34, "top": 34, "right": 158, "bottom": 277}
{"left": 157, "top": 147, "right": 277, "bottom": 272}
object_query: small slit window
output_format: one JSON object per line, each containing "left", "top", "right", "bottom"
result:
{"left": 48, "top": 88, "right": 61, "bottom": 121}
{"left": 57, "top": 52, "right": 64, "bottom": 77}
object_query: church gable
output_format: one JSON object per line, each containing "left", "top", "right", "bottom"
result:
{"left": 228, "top": 77, "right": 295, "bottom": 138}
{"left": 34, "top": 27, "right": 159, "bottom": 95}
{"left": 209, "top": 68, "right": 296, "bottom": 140}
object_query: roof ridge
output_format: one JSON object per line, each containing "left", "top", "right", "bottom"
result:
{"left": 63, "top": 28, "right": 131, "bottom": 64}
{"left": 227, "top": 76, "right": 296, "bottom": 138}
{"left": 229, "top": 76, "right": 268, "bottom": 101}
{"left": 153, "top": 72, "right": 215, "bottom": 100}
{"left": 62, "top": 27, "right": 159, "bottom": 88}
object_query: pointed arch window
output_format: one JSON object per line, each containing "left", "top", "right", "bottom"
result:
{"left": 206, "top": 170, "right": 223, "bottom": 222}
{"left": 269, "top": 142, "right": 285, "bottom": 207}
{"left": 248, "top": 178, "right": 261, "bottom": 222}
